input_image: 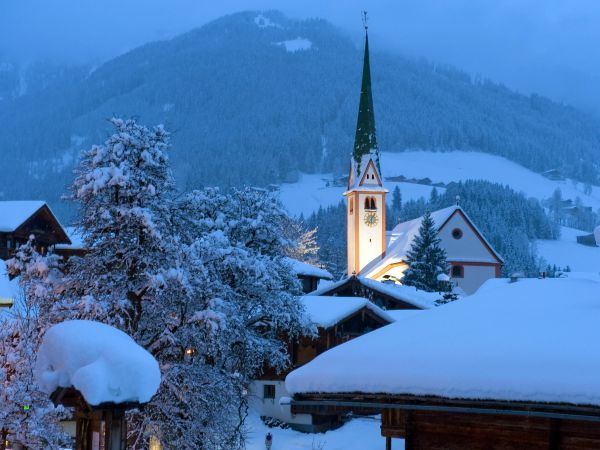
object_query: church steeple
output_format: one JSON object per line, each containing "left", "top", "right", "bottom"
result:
{"left": 353, "top": 16, "right": 379, "bottom": 174}
{"left": 345, "top": 13, "right": 387, "bottom": 277}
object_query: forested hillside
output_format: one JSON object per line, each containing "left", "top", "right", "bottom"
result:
{"left": 308, "top": 181, "right": 557, "bottom": 277}
{"left": 1, "top": 10, "right": 599, "bottom": 218}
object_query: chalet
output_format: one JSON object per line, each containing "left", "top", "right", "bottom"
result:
{"left": 309, "top": 275, "right": 439, "bottom": 310}
{"left": 0, "top": 201, "right": 71, "bottom": 260}
{"left": 285, "top": 274, "right": 600, "bottom": 449}
{"left": 249, "top": 295, "right": 393, "bottom": 431}
{"left": 342, "top": 24, "right": 502, "bottom": 296}
{"left": 286, "top": 257, "right": 334, "bottom": 293}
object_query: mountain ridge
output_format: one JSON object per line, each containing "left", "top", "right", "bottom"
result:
{"left": 1, "top": 10, "right": 599, "bottom": 218}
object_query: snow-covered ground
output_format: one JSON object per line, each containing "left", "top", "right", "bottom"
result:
{"left": 536, "top": 226, "right": 600, "bottom": 272}
{"left": 279, "top": 173, "right": 438, "bottom": 218}
{"left": 245, "top": 411, "right": 403, "bottom": 450}
{"left": 279, "top": 151, "right": 600, "bottom": 217}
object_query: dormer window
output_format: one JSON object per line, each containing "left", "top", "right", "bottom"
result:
{"left": 364, "top": 196, "right": 377, "bottom": 210}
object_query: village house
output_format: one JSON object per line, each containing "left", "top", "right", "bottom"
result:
{"left": 0, "top": 201, "right": 71, "bottom": 260}
{"left": 249, "top": 295, "right": 393, "bottom": 432}
{"left": 285, "top": 274, "right": 600, "bottom": 449}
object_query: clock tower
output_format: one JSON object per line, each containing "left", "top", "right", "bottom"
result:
{"left": 345, "top": 20, "right": 387, "bottom": 276}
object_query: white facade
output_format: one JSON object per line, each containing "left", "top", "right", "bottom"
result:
{"left": 358, "top": 206, "right": 503, "bottom": 295}
{"left": 248, "top": 380, "right": 313, "bottom": 431}
{"left": 346, "top": 156, "right": 387, "bottom": 275}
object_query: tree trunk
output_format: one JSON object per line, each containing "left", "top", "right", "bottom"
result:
{"left": 0, "top": 428, "right": 8, "bottom": 450}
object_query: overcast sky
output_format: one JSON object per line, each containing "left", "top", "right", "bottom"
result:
{"left": 2, "top": 0, "right": 600, "bottom": 114}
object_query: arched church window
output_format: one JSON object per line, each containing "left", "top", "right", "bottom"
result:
{"left": 364, "top": 197, "right": 377, "bottom": 210}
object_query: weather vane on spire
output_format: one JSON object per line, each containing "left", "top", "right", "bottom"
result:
{"left": 362, "top": 11, "right": 368, "bottom": 31}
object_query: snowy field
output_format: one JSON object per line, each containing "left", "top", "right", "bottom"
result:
{"left": 279, "top": 151, "right": 600, "bottom": 217}
{"left": 536, "top": 226, "right": 600, "bottom": 272}
{"left": 245, "top": 411, "right": 403, "bottom": 450}
{"left": 279, "top": 173, "right": 438, "bottom": 218}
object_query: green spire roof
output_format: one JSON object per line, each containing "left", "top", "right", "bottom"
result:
{"left": 352, "top": 30, "right": 379, "bottom": 171}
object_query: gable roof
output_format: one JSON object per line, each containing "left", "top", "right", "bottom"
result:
{"left": 286, "top": 257, "right": 333, "bottom": 280}
{"left": 286, "top": 273, "right": 600, "bottom": 406}
{"left": 309, "top": 276, "right": 438, "bottom": 310}
{"left": 0, "top": 201, "right": 71, "bottom": 245}
{"left": 0, "top": 201, "right": 46, "bottom": 232}
{"left": 347, "top": 154, "right": 387, "bottom": 192}
{"left": 361, "top": 205, "right": 503, "bottom": 277}
{"left": 301, "top": 296, "right": 394, "bottom": 329}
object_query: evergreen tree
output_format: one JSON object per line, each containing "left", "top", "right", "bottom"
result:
{"left": 392, "top": 185, "right": 402, "bottom": 212}
{"left": 401, "top": 211, "right": 450, "bottom": 292}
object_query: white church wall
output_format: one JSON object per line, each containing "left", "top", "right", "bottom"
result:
{"left": 356, "top": 192, "right": 385, "bottom": 273}
{"left": 439, "top": 213, "right": 498, "bottom": 263}
{"left": 452, "top": 264, "right": 497, "bottom": 295}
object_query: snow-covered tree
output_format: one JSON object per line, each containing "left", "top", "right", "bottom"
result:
{"left": 42, "top": 118, "right": 313, "bottom": 449}
{"left": 282, "top": 217, "right": 320, "bottom": 265}
{"left": 402, "top": 211, "right": 450, "bottom": 292}
{"left": 1, "top": 238, "right": 69, "bottom": 449}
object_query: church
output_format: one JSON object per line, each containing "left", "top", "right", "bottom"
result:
{"left": 344, "top": 29, "right": 502, "bottom": 295}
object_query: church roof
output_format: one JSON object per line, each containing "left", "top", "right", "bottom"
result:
{"left": 352, "top": 30, "right": 379, "bottom": 176}
{"left": 361, "top": 205, "right": 503, "bottom": 277}
{"left": 285, "top": 257, "right": 333, "bottom": 280}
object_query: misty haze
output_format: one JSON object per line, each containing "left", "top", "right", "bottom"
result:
{"left": 0, "top": 2, "right": 599, "bottom": 450}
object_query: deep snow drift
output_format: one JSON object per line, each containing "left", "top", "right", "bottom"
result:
{"left": 286, "top": 274, "right": 600, "bottom": 406}
{"left": 36, "top": 320, "right": 160, "bottom": 405}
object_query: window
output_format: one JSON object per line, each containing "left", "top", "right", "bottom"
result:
{"left": 364, "top": 196, "right": 377, "bottom": 210}
{"left": 452, "top": 228, "right": 463, "bottom": 240}
{"left": 349, "top": 198, "right": 354, "bottom": 214}
{"left": 263, "top": 384, "right": 276, "bottom": 399}
{"left": 451, "top": 265, "right": 464, "bottom": 278}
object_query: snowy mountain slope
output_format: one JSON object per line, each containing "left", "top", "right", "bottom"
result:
{"left": 2, "top": 11, "right": 600, "bottom": 220}
{"left": 384, "top": 151, "right": 600, "bottom": 209}
{"left": 536, "top": 226, "right": 600, "bottom": 272}
{"left": 280, "top": 151, "right": 600, "bottom": 217}
{"left": 279, "top": 173, "right": 439, "bottom": 217}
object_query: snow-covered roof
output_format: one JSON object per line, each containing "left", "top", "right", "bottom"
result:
{"left": 309, "top": 276, "right": 439, "bottom": 310}
{"left": 55, "top": 226, "right": 85, "bottom": 250}
{"left": 0, "top": 261, "right": 18, "bottom": 307}
{"left": 36, "top": 320, "right": 161, "bottom": 406}
{"left": 286, "top": 274, "right": 600, "bottom": 406}
{"left": 346, "top": 153, "right": 386, "bottom": 192}
{"left": 361, "top": 205, "right": 502, "bottom": 277}
{"left": 0, "top": 201, "right": 46, "bottom": 232}
{"left": 286, "top": 257, "right": 333, "bottom": 280}
{"left": 301, "top": 296, "right": 394, "bottom": 329}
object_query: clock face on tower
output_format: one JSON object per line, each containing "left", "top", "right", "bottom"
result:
{"left": 364, "top": 211, "right": 379, "bottom": 227}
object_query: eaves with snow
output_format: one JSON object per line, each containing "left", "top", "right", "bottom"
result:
{"left": 286, "top": 273, "right": 600, "bottom": 406}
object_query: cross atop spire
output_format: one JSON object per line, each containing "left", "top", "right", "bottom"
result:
{"left": 352, "top": 12, "right": 379, "bottom": 174}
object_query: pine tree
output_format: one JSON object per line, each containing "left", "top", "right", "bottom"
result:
{"left": 401, "top": 211, "right": 450, "bottom": 292}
